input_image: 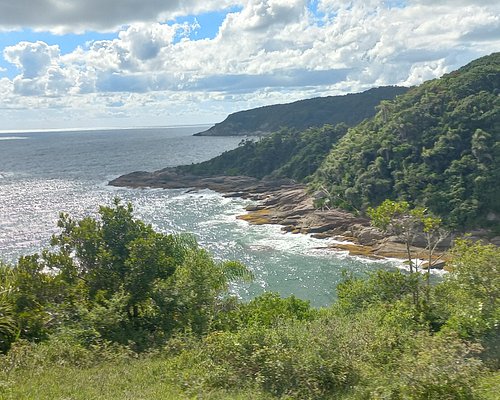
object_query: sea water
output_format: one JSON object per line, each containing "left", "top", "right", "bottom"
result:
{"left": 0, "top": 126, "right": 399, "bottom": 306}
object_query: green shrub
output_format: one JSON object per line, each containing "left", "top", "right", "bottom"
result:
{"left": 198, "top": 322, "right": 356, "bottom": 399}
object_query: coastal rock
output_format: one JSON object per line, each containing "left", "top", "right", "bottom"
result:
{"left": 307, "top": 224, "right": 343, "bottom": 234}
{"left": 281, "top": 218, "right": 299, "bottom": 226}
{"left": 109, "top": 168, "right": 292, "bottom": 194}
{"left": 421, "top": 261, "right": 447, "bottom": 270}
{"left": 355, "top": 227, "right": 386, "bottom": 246}
{"left": 372, "top": 240, "right": 423, "bottom": 259}
{"left": 245, "top": 204, "right": 264, "bottom": 212}
{"left": 109, "top": 169, "right": 460, "bottom": 262}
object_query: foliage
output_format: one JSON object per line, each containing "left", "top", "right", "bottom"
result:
{"left": 196, "top": 86, "right": 408, "bottom": 136}
{"left": 0, "top": 264, "right": 18, "bottom": 353}
{"left": 435, "top": 240, "right": 500, "bottom": 367}
{"left": 0, "top": 339, "right": 268, "bottom": 400}
{"left": 198, "top": 322, "right": 356, "bottom": 399}
{"left": 314, "top": 52, "right": 500, "bottom": 229}
{"left": 1, "top": 203, "right": 499, "bottom": 399}
{"left": 368, "top": 199, "right": 447, "bottom": 275}
{"left": 3, "top": 200, "right": 251, "bottom": 351}
{"left": 180, "top": 124, "right": 349, "bottom": 181}
{"left": 336, "top": 269, "right": 419, "bottom": 313}
{"left": 352, "top": 332, "right": 484, "bottom": 400}
{"left": 235, "top": 292, "right": 315, "bottom": 328}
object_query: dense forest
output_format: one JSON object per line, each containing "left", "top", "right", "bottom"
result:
{"left": 181, "top": 123, "right": 348, "bottom": 181}
{"left": 314, "top": 53, "right": 500, "bottom": 229}
{"left": 194, "top": 86, "right": 408, "bottom": 136}
{"left": 0, "top": 201, "right": 498, "bottom": 399}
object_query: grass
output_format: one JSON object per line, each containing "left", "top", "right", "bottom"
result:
{"left": 0, "top": 356, "right": 270, "bottom": 400}
{"left": 477, "top": 371, "right": 500, "bottom": 400}
{"left": 1, "top": 335, "right": 498, "bottom": 400}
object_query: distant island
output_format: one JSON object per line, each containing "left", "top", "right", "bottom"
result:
{"left": 194, "top": 86, "right": 408, "bottom": 136}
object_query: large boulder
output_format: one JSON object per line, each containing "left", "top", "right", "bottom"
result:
{"left": 355, "top": 226, "right": 386, "bottom": 245}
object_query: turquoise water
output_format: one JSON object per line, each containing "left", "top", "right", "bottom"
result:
{"left": 0, "top": 126, "right": 398, "bottom": 306}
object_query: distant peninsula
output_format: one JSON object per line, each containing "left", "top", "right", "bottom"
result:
{"left": 194, "top": 86, "right": 408, "bottom": 136}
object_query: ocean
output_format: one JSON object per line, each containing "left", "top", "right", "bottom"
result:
{"left": 0, "top": 126, "right": 399, "bottom": 307}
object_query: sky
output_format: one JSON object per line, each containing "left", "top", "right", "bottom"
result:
{"left": 0, "top": 0, "right": 499, "bottom": 131}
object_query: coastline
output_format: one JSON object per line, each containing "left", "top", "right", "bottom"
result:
{"left": 109, "top": 169, "right": 449, "bottom": 267}
{"left": 232, "top": 185, "right": 450, "bottom": 265}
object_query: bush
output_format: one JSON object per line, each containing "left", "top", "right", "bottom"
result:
{"left": 197, "top": 322, "right": 356, "bottom": 399}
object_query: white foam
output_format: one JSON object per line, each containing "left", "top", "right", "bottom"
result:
{"left": 0, "top": 136, "right": 28, "bottom": 140}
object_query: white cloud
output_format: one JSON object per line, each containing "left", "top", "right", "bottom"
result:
{"left": 0, "top": 0, "right": 499, "bottom": 129}
{"left": 4, "top": 41, "right": 59, "bottom": 79}
{"left": 228, "top": 0, "right": 306, "bottom": 32}
{"left": 118, "top": 23, "right": 178, "bottom": 61}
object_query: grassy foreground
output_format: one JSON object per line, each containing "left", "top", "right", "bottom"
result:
{"left": 0, "top": 202, "right": 498, "bottom": 399}
{"left": 0, "top": 348, "right": 271, "bottom": 400}
{"left": 1, "top": 353, "right": 499, "bottom": 399}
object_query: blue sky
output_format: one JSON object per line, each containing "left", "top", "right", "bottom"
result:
{"left": 0, "top": 7, "right": 241, "bottom": 79}
{"left": 0, "top": 31, "right": 115, "bottom": 79}
{"left": 0, "top": 0, "right": 498, "bottom": 131}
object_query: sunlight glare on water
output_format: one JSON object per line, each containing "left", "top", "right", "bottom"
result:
{"left": 0, "top": 127, "right": 400, "bottom": 306}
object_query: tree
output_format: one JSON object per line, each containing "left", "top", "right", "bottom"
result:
{"left": 420, "top": 214, "right": 448, "bottom": 294}
{"left": 7, "top": 199, "right": 254, "bottom": 348}
{"left": 368, "top": 200, "right": 451, "bottom": 306}
{"left": 367, "top": 200, "right": 421, "bottom": 273}
{"left": 172, "top": 251, "right": 252, "bottom": 336}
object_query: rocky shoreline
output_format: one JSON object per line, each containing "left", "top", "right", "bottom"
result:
{"left": 110, "top": 169, "right": 453, "bottom": 266}
{"left": 233, "top": 186, "right": 452, "bottom": 264}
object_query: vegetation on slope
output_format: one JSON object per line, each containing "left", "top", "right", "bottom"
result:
{"left": 195, "top": 86, "right": 408, "bottom": 136}
{"left": 180, "top": 123, "right": 348, "bottom": 181}
{"left": 0, "top": 201, "right": 499, "bottom": 399}
{"left": 313, "top": 52, "right": 500, "bottom": 229}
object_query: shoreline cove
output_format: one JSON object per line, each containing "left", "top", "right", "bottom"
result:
{"left": 109, "top": 169, "right": 449, "bottom": 272}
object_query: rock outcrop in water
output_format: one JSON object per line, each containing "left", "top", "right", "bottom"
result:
{"left": 109, "top": 168, "right": 296, "bottom": 194}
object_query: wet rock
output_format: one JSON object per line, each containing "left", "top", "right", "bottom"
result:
{"left": 310, "top": 233, "right": 331, "bottom": 239}
{"left": 308, "top": 224, "right": 343, "bottom": 234}
{"left": 245, "top": 204, "right": 263, "bottom": 211}
{"left": 281, "top": 218, "right": 299, "bottom": 226}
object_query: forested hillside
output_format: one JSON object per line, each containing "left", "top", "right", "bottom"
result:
{"left": 181, "top": 53, "right": 500, "bottom": 230}
{"left": 194, "top": 86, "right": 408, "bottom": 136}
{"left": 314, "top": 52, "right": 500, "bottom": 229}
{"left": 181, "top": 124, "right": 348, "bottom": 181}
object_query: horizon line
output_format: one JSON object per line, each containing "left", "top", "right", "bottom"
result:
{"left": 0, "top": 123, "right": 215, "bottom": 135}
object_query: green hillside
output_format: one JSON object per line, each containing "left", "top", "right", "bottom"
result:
{"left": 194, "top": 86, "right": 408, "bottom": 136}
{"left": 180, "top": 123, "right": 348, "bottom": 181}
{"left": 314, "top": 52, "right": 500, "bottom": 229}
